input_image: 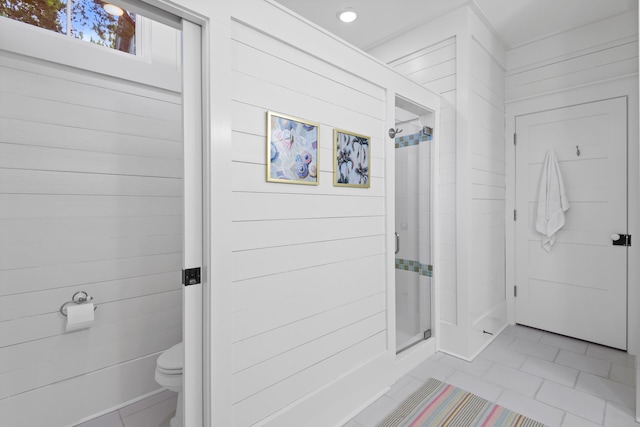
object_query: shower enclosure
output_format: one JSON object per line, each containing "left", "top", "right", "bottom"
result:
{"left": 394, "top": 96, "right": 433, "bottom": 353}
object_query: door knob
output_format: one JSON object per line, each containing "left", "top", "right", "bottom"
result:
{"left": 611, "top": 234, "right": 620, "bottom": 241}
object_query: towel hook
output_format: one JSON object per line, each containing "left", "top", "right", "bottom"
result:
{"left": 576, "top": 145, "right": 581, "bottom": 157}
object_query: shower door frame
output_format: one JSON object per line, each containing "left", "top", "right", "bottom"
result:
{"left": 388, "top": 91, "right": 440, "bottom": 357}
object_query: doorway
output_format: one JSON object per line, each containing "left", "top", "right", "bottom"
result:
{"left": 0, "top": 2, "right": 204, "bottom": 425}
{"left": 394, "top": 95, "right": 434, "bottom": 353}
{"left": 514, "top": 97, "right": 628, "bottom": 350}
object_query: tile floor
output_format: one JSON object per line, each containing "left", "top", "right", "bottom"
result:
{"left": 74, "top": 390, "right": 176, "bottom": 427}
{"left": 344, "top": 325, "right": 639, "bottom": 427}
{"left": 74, "top": 325, "right": 638, "bottom": 427}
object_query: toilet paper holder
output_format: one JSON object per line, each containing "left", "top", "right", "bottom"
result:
{"left": 60, "top": 291, "right": 98, "bottom": 317}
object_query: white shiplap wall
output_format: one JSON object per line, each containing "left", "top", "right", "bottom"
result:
{"left": 469, "top": 37, "right": 506, "bottom": 326}
{"left": 505, "top": 12, "right": 638, "bottom": 102}
{"left": 230, "top": 22, "right": 387, "bottom": 427}
{"left": 0, "top": 43, "right": 183, "bottom": 425}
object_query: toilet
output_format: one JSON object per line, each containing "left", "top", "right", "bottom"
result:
{"left": 155, "top": 342, "right": 184, "bottom": 427}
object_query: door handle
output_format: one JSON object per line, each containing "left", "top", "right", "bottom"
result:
{"left": 395, "top": 232, "right": 400, "bottom": 254}
{"left": 612, "top": 233, "right": 631, "bottom": 246}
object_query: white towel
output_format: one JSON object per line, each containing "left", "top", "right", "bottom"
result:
{"left": 535, "top": 150, "right": 569, "bottom": 252}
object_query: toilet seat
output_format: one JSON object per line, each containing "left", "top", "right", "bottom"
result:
{"left": 157, "top": 342, "right": 183, "bottom": 372}
{"left": 155, "top": 342, "right": 184, "bottom": 391}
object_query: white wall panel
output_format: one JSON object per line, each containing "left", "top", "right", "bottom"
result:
{"left": 232, "top": 235, "right": 384, "bottom": 282}
{"left": 0, "top": 353, "right": 162, "bottom": 427}
{"left": 507, "top": 50, "right": 637, "bottom": 100}
{"left": 0, "top": 253, "right": 181, "bottom": 296}
{"left": 232, "top": 216, "right": 384, "bottom": 251}
{"left": 469, "top": 35, "right": 506, "bottom": 328}
{"left": 0, "top": 91, "right": 181, "bottom": 142}
{"left": 232, "top": 254, "right": 384, "bottom": 313}
{"left": 389, "top": 38, "right": 456, "bottom": 75}
{"left": 233, "top": 313, "right": 385, "bottom": 402}
{"left": 408, "top": 59, "right": 456, "bottom": 87}
{"left": 0, "top": 63, "right": 182, "bottom": 121}
{"left": 0, "top": 143, "right": 182, "bottom": 177}
{"left": 232, "top": 72, "right": 384, "bottom": 137}
{"left": 232, "top": 41, "right": 384, "bottom": 121}
{"left": 506, "top": 12, "right": 639, "bottom": 101}
{"left": 233, "top": 332, "right": 386, "bottom": 427}
{"left": 1, "top": 233, "right": 180, "bottom": 271}
{"left": 0, "top": 194, "right": 180, "bottom": 219}
{"left": 232, "top": 293, "right": 385, "bottom": 372}
{"left": 0, "top": 117, "right": 183, "bottom": 159}
{"left": 232, "top": 192, "right": 384, "bottom": 221}
{"left": 0, "top": 169, "right": 181, "bottom": 196}
{"left": 233, "top": 262, "right": 384, "bottom": 341}
{"left": 424, "top": 74, "right": 457, "bottom": 94}
{"left": 1, "top": 216, "right": 181, "bottom": 245}
{"left": 506, "top": 12, "right": 638, "bottom": 73}
{"left": 231, "top": 23, "right": 385, "bottom": 103}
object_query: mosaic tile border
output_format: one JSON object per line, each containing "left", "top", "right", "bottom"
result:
{"left": 395, "top": 132, "right": 432, "bottom": 149}
{"left": 395, "top": 258, "right": 433, "bottom": 277}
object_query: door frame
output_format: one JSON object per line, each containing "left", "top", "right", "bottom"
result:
{"left": 151, "top": 2, "right": 235, "bottom": 426}
{"left": 136, "top": 3, "right": 212, "bottom": 425}
{"left": 0, "top": 0, "right": 213, "bottom": 424}
{"left": 393, "top": 94, "right": 436, "bottom": 354}
{"left": 512, "top": 96, "right": 628, "bottom": 349}
{"left": 505, "top": 77, "right": 640, "bottom": 355}
{"left": 386, "top": 89, "right": 440, "bottom": 366}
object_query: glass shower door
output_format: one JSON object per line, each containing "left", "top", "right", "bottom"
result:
{"left": 394, "top": 98, "right": 432, "bottom": 353}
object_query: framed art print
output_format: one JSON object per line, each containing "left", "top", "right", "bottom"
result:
{"left": 334, "top": 128, "right": 370, "bottom": 188}
{"left": 267, "top": 111, "right": 319, "bottom": 185}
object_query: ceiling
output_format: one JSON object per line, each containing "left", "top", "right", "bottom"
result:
{"left": 274, "top": 0, "right": 637, "bottom": 51}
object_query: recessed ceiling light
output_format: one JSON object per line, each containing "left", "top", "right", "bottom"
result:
{"left": 103, "top": 3, "right": 125, "bottom": 17}
{"left": 337, "top": 8, "right": 358, "bottom": 23}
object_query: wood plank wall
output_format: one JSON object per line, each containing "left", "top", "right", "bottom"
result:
{"left": 469, "top": 38, "right": 506, "bottom": 323}
{"left": 505, "top": 12, "right": 639, "bottom": 101}
{"left": 388, "top": 37, "right": 458, "bottom": 325}
{"left": 0, "top": 51, "right": 183, "bottom": 426}
{"left": 230, "top": 22, "right": 387, "bottom": 426}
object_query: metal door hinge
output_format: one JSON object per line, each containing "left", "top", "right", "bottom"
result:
{"left": 514, "top": 209, "right": 517, "bottom": 221}
{"left": 182, "top": 267, "right": 201, "bottom": 286}
{"left": 514, "top": 286, "right": 517, "bottom": 297}
{"left": 513, "top": 133, "right": 517, "bottom": 145}
{"left": 424, "top": 329, "right": 432, "bottom": 340}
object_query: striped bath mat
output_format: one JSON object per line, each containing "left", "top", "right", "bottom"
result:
{"left": 376, "top": 378, "right": 546, "bottom": 427}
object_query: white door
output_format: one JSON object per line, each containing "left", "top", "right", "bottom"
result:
{"left": 181, "top": 19, "right": 204, "bottom": 427}
{"left": 515, "top": 97, "right": 628, "bottom": 350}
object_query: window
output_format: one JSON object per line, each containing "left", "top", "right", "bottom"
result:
{"left": 1, "top": 0, "right": 137, "bottom": 55}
